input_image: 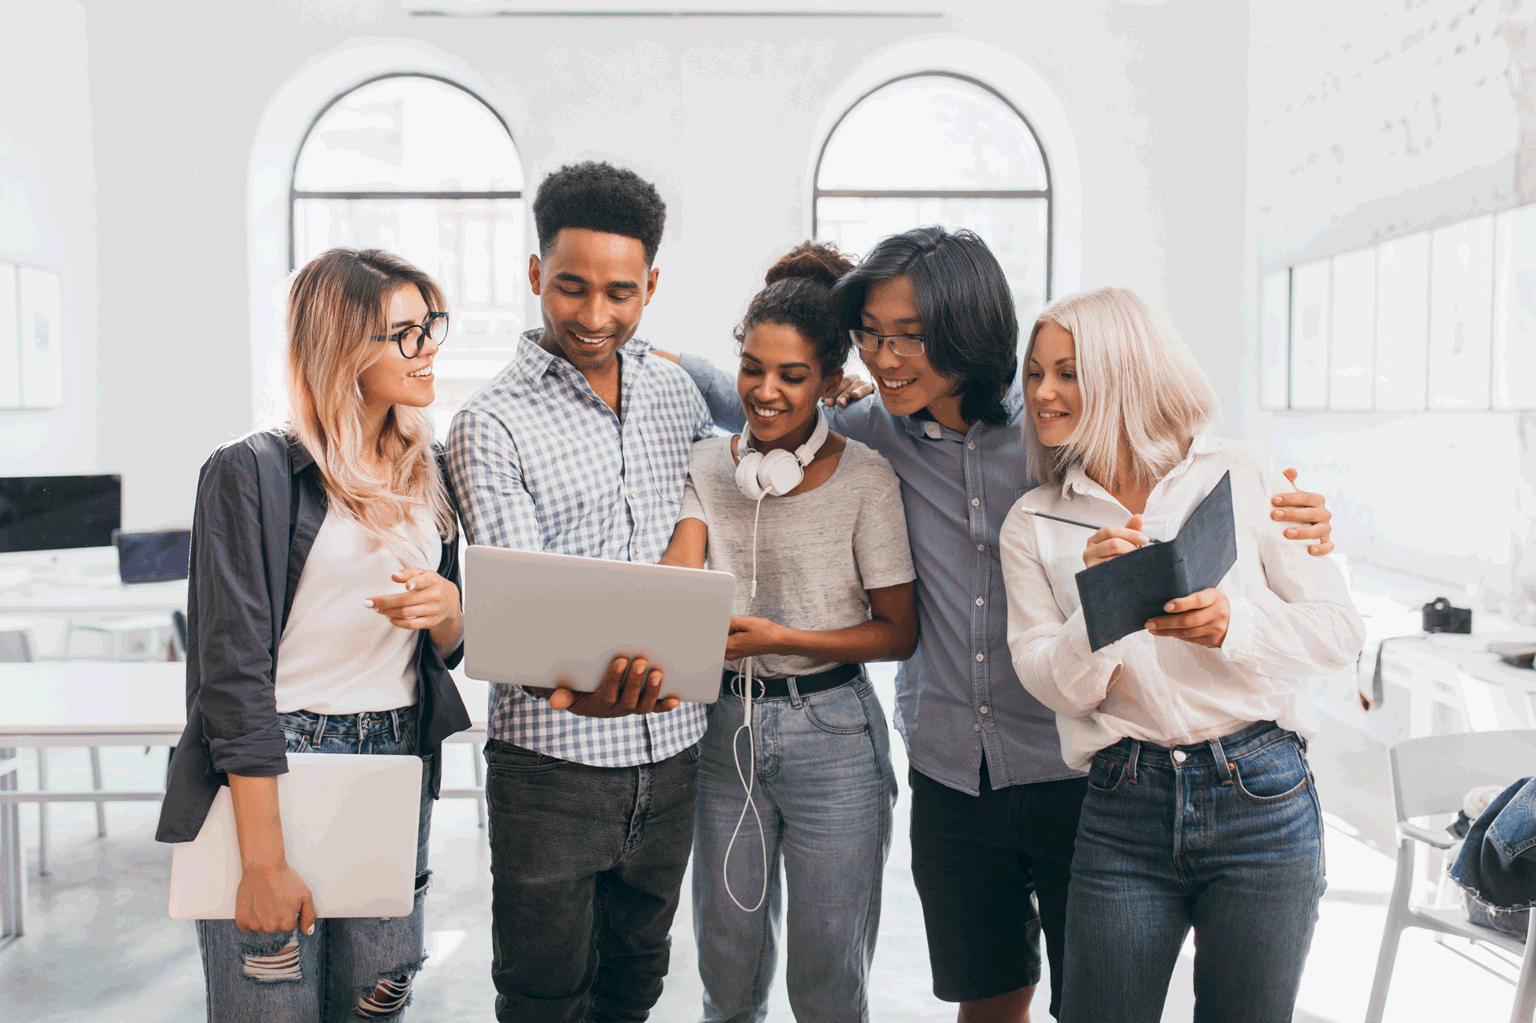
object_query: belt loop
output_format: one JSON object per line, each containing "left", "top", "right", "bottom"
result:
{"left": 786, "top": 676, "right": 804, "bottom": 709}
{"left": 390, "top": 708, "right": 402, "bottom": 745}
{"left": 1126, "top": 740, "right": 1141, "bottom": 784}
{"left": 1210, "top": 737, "right": 1234, "bottom": 785}
{"left": 311, "top": 713, "right": 327, "bottom": 747}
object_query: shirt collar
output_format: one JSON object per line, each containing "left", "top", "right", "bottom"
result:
{"left": 517, "top": 328, "right": 652, "bottom": 382}
{"left": 897, "top": 364, "right": 1025, "bottom": 442}
{"left": 1058, "top": 432, "right": 1223, "bottom": 500}
{"left": 287, "top": 432, "right": 316, "bottom": 475}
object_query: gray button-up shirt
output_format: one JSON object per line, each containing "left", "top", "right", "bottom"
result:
{"left": 681, "top": 354, "right": 1079, "bottom": 795}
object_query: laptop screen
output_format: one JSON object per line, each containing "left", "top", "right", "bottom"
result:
{"left": 114, "top": 529, "right": 192, "bottom": 585}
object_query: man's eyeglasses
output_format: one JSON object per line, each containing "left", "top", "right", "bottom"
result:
{"left": 372, "top": 312, "right": 450, "bottom": 358}
{"left": 849, "top": 328, "right": 925, "bottom": 358}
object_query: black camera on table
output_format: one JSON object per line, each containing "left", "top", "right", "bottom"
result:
{"left": 1422, "top": 597, "right": 1472, "bottom": 634}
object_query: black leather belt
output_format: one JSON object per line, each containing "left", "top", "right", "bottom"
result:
{"left": 720, "top": 662, "right": 862, "bottom": 700}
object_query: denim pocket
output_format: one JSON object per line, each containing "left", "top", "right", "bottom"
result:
{"left": 282, "top": 728, "right": 312, "bottom": 754}
{"left": 484, "top": 741, "right": 563, "bottom": 774}
{"left": 803, "top": 684, "right": 870, "bottom": 736}
{"left": 1086, "top": 753, "right": 1130, "bottom": 795}
{"left": 1230, "top": 739, "right": 1310, "bottom": 805}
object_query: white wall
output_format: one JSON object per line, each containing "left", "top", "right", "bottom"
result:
{"left": 69, "top": 0, "right": 1250, "bottom": 531}
{"left": 0, "top": 1, "right": 98, "bottom": 476}
{"left": 1242, "top": 0, "right": 1536, "bottom": 612}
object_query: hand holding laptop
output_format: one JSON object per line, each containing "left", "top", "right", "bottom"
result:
{"left": 527, "top": 653, "right": 682, "bottom": 717}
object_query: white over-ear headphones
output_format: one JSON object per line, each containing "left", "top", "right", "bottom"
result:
{"left": 734, "top": 406, "right": 829, "bottom": 500}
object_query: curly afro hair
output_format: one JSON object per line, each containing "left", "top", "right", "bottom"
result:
{"left": 734, "top": 241, "right": 856, "bottom": 376}
{"left": 532, "top": 161, "right": 667, "bottom": 266}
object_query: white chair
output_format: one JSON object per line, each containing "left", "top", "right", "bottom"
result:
{"left": 1366, "top": 730, "right": 1536, "bottom": 1023}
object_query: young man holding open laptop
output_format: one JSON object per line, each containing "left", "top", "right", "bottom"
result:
{"left": 446, "top": 162, "right": 714, "bottom": 1023}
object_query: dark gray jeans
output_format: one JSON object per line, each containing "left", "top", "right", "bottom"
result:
{"left": 484, "top": 738, "right": 700, "bottom": 1023}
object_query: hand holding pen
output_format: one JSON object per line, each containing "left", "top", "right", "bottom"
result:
{"left": 1012, "top": 505, "right": 1154, "bottom": 569}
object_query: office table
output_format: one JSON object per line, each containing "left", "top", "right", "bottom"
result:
{"left": 0, "top": 662, "right": 488, "bottom": 942}
{"left": 0, "top": 578, "right": 187, "bottom": 617}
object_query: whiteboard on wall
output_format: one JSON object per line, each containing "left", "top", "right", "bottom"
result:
{"left": 1328, "top": 248, "right": 1375, "bottom": 410}
{"left": 1259, "top": 270, "right": 1289, "bottom": 409}
{"left": 1494, "top": 205, "right": 1536, "bottom": 409}
{"left": 1375, "top": 232, "right": 1430, "bottom": 411}
{"left": 0, "top": 264, "right": 18, "bottom": 408}
{"left": 1428, "top": 216, "right": 1493, "bottom": 410}
{"left": 1288, "top": 258, "right": 1330, "bottom": 409}
{"left": 18, "top": 266, "right": 63, "bottom": 409}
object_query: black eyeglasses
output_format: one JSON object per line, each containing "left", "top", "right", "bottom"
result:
{"left": 849, "top": 328, "right": 926, "bottom": 358}
{"left": 372, "top": 312, "right": 450, "bottom": 358}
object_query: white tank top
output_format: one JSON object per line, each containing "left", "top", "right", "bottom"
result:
{"left": 273, "top": 506, "right": 442, "bottom": 715}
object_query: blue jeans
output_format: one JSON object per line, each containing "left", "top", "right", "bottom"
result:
{"left": 1061, "top": 721, "right": 1325, "bottom": 1023}
{"left": 196, "top": 707, "right": 433, "bottom": 1023}
{"left": 693, "top": 674, "right": 897, "bottom": 1023}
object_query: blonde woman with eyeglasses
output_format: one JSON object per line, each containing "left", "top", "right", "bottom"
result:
{"left": 158, "top": 248, "right": 470, "bottom": 1023}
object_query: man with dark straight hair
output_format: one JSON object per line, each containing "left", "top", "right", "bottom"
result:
{"left": 448, "top": 161, "right": 711, "bottom": 1023}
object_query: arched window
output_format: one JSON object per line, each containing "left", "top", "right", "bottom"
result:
{"left": 291, "top": 74, "right": 524, "bottom": 434}
{"left": 813, "top": 74, "right": 1052, "bottom": 327}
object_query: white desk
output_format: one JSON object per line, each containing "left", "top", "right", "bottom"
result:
{"left": 0, "top": 578, "right": 187, "bottom": 617}
{"left": 0, "top": 662, "right": 488, "bottom": 941}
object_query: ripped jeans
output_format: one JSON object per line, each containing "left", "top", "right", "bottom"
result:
{"left": 195, "top": 705, "right": 433, "bottom": 1023}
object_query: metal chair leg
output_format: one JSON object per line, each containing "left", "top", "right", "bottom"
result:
{"left": 1365, "top": 838, "right": 1416, "bottom": 1022}
{"left": 35, "top": 750, "right": 48, "bottom": 877}
{"left": 472, "top": 747, "right": 486, "bottom": 830}
{"left": 1511, "top": 910, "right": 1536, "bottom": 1023}
{"left": 89, "top": 747, "right": 106, "bottom": 838}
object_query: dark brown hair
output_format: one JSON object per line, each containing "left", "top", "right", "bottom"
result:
{"left": 734, "top": 241, "right": 856, "bottom": 375}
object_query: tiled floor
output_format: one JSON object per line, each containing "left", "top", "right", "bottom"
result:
{"left": 1, "top": 668, "right": 1524, "bottom": 1022}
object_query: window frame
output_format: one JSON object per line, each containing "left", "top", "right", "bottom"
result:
{"left": 810, "top": 70, "right": 1054, "bottom": 302}
{"left": 286, "top": 72, "right": 524, "bottom": 272}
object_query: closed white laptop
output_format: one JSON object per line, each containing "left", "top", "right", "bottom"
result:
{"left": 167, "top": 752, "right": 421, "bottom": 920}
{"left": 463, "top": 546, "right": 735, "bottom": 704}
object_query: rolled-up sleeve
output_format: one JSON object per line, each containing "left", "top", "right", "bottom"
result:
{"left": 190, "top": 448, "right": 287, "bottom": 778}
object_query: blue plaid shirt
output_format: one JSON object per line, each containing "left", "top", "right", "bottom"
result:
{"left": 447, "top": 329, "right": 713, "bottom": 766}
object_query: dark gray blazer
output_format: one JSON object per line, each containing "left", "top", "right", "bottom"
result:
{"left": 155, "top": 429, "right": 470, "bottom": 844}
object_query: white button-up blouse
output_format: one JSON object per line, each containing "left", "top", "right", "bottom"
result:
{"left": 999, "top": 435, "right": 1365, "bottom": 771}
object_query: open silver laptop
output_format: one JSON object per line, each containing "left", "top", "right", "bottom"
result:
{"left": 463, "top": 546, "right": 735, "bottom": 705}
{"left": 167, "top": 752, "right": 421, "bottom": 920}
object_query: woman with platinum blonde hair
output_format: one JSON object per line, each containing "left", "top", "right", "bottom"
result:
{"left": 158, "top": 247, "right": 470, "bottom": 1023}
{"left": 999, "top": 286, "right": 1365, "bottom": 1023}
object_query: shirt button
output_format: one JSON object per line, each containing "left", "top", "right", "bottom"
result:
{"left": 973, "top": 723, "right": 981, "bottom": 732}
{"left": 975, "top": 653, "right": 985, "bottom": 662}
{"left": 633, "top": 546, "right": 640, "bottom": 557}
{"left": 976, "top": 543, "right": 986, "bottom": 552}
{"left": 975, "top": 597, "right": 985, "bottom": 607}
{"left": 968, "top": 441, "right": 976, "bottom": 450}
{"left": 980, "top": 705, "right": 990, "bottom": 715}
{"left": 1173, "top": 749, "right": 1188, "bottom": 763}
{"left": 629, "top": 489, "right": 638, "bottom": 499}
{"left": 971, "top": 497, "right": 980, "bottom": 507}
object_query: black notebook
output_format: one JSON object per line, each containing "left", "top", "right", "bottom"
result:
{"left": 1073, "top": 471, "right": 1237, "bottom": 652}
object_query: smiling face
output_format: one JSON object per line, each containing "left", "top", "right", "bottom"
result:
{"left": 529, "top": 227, "right": 658, "bottom": 374}
{"left": 736, "top": 320, "right": 838, "bottom": 452}
{"left": 1025, "top": 320, "right": 1081, "bottom": 448}
{"left": 856, "top": 275, "right": 963, "bottom": 427}
{"left": 357, "top": 283, "right": 439, "bottom": 414}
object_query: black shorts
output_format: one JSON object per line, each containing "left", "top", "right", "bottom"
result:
{"left": 909, "top": 762, "right": 1087, "bottom": 1015}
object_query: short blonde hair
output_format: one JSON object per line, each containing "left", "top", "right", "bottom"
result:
{"left": 1024, "top": 286, "right": 1219, "bottom": 489}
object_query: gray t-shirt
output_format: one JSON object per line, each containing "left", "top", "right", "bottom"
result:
{"left": 679, "top": 435, "right": 916, "bottom": 678}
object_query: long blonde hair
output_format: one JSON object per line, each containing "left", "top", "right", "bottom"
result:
{"left": 285, "top": 248, "right": 456, "bottom": 552}
{"left": 1024, "top": 286, "right": 1219, "bottom": 490}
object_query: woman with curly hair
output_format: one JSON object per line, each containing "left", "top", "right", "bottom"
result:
{"left": 661, "top": 242, "right": 917, "bottom": 1023}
